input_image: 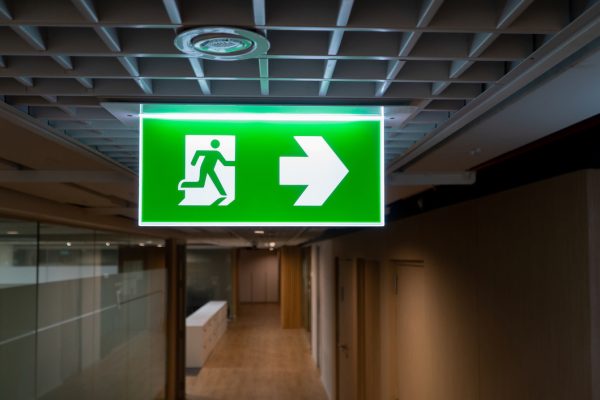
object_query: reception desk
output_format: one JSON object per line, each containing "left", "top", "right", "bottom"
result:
{"left": 185, "top": 301, "right": 228, "bottom": 368}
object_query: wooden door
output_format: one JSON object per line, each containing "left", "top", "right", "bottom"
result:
{"left": 357, "top": 259, "right": 380, "bottom": 400}
{"left": 394, "top": 260, "right": 429, "bottom": 400}
{"left": 336, "top": 258, "right": 357, "bottom": 400}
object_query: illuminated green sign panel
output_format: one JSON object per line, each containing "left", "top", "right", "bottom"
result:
{"left": 139, "top": 105, "right": 383, "bottom": 226}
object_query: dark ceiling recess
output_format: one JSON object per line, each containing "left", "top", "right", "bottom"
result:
{"left": 386, "top": 113, "right": 600, "bottom": 222}
{"left": 306, "top": 113, "right": 600, "bottom": 244}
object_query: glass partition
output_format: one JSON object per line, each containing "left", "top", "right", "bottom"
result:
{"left": 0, "top": 219, "right": 38, "bottom": 400}
{"left": 186, "top": 248, "right": 232, "bottom": 317}
{"left": 0, "top": 218, "right": 167, "bottom": 400}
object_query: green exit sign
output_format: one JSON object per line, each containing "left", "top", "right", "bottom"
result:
{"left": 139, "top": 105, "right": 384, "bottom": 227}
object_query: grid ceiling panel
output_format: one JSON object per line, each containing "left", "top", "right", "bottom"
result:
{"left": 0, "top": 0, "right": 594, "bottom": 171}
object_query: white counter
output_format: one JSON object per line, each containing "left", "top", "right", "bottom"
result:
{"left": 185, "top": 301, "right": 228, "bottom": 368}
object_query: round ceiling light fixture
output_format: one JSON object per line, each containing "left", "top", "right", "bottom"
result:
{"left": 174, "top": 27, "right": 270, "bottom": 61}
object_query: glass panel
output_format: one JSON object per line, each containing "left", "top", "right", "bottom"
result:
{"left": 0, "top": 219, "right": 166, "bottom": 400}
{"left": 37, "top": 224, "right": 98, "bottom": 399}
{"left": 0, "top": 218, "right": 38, "bottom": 400}
{"left": 36, "top": 225, "right": 166, "bottom": 400}
{"left": 186, "top": 248, "right": 232, "bottom": 316}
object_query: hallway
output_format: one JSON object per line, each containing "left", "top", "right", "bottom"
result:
{"left": 185, "top": 304, "right": 328, "bottom": 400}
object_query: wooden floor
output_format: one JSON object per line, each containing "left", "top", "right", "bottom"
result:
{"left": 186, "top": 304, "right": 328, "bottom": 400}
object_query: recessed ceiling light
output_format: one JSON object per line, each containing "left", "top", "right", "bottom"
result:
{"left": 105, "top": 242, "right": 111, "bottom": 247}
{"left": 174, "top": 27, "right": 270, "bottom": 61}
{"left": 6, "top": 230, "right": 18, "bottom": 235}
{"left": 254, "top": 230, "right": 265, "bottom": 235}
{"left": 66, "top": 242, "right": 72, "bottom": 247}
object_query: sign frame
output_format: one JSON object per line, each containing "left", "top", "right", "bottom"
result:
{"left": 138, "top": 104, "right": 385, "bottom": 227}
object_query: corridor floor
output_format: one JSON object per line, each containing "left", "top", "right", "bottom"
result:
{"left": 186, "top": 303, "right": 329, "bottom": 400}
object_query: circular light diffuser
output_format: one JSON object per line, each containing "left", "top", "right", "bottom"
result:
{"left": 174, "top": 27, "right": 270, "bottom": 61}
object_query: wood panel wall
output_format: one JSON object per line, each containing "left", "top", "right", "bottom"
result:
{"left": 313, "top": 170, "right": 597, "bottom": 400}
{"left": 280, "top": 246, "right": 303, "bottom": 329}
{"left": 238, "top": 249, "right": 279, "bottom": 303}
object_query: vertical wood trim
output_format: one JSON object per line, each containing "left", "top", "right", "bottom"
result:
{"left": 280, "top": 246, "right": 303, "bottom": 328}
{"left": 364, "top": 260, "right": 381, "bottom": 400}
{"left": 165, "top": 239, "right": 185, "bottom": 400}
{"left": 356, "top": 258, "right": 381, "bottom": 400}
{"left": 381, "top": 260, "right": 399, "bottom": 400}
{"left": 315, "top": 245, "right": 321, "bottom": 368}
{"left": 334, "top": 257, "right": 340, "bottom": 400}
{"left": 231, "top": 249, "right": 239, "bottom": 320}
{"left": 356, "top": 259, "right": 366, "bottom": 400}
{"left": 588, "top": 170, "right": 600, "bottom": 400}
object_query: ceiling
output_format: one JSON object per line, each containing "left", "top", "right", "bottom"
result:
{"left": 0, "top": 0, "right": 599, "bottom": 246}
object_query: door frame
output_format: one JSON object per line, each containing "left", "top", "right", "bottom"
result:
{"left": 335, "top": 257, "right": 358, "bottom": 400}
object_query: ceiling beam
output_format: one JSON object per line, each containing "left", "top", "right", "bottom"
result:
{"left": 14, "top": 76, "right": 33, "bottom": 87}
{"left": 0, "top": 0, "right": 11, "bottom": 19}
{"left": 12, "top": 25, "right": 45, "bottom": 51}
{"left": 85, "top": 207, "right": 136, "bottom": 217}
{"left": 259, "top": 58, "right": 269, "bottom": 95}
{"left": 51, "top": 55, "right": 73, "bottom": 70}
{"left": 319, "top": 60, "right": 337, "bottom": 96}
{"left": 319, "top": 0, "right": 354, "bottom": 96}
{"left": 71, "top": 135, "right": 137, "bottom": 140}
{"left": 498, "top": 0, "right": 535, "bottom": 29}
{"left": 80, "top": 138, "right": 137, "bottom": 146}
{"left": 162, "top": 0, "right": 182, "bottom": 24}
{"left": 0, "top": 84, "right": 480, "bottom": 101}
{"left": 417, "top": 0, "right": 445, "bottom": 28}
{"left": 75, "top": 77, "right": 94, "bottom": 89}
{"left": 134, "top": 78, "right": 153, "bottom": 94}
{"left": 70, "top": 0, "right": 98, "bottom": 22}
{"left": 448, "top": 33, "right": 499, "bottom": 79}
{"left": 117, "top": 56, "right": 139, "bottom": 76}
{"left": 0, "top": 170, "right": 134, "bottom": 183}
{"left": 67, "top": 130, "right": 136, "bottom": 138}
{"left": 387, "top": 171, "right": 476, "bottom": 186}
{"left": 94, "top": 26, "right": 121, "bottom": 52}
{"left": 117, "top": 57, "right": 152, "bottom": 94}
{"left": 470, "top": 32, "right": 497, "bottom": 57}
{"left": 188, "top": 58, "right": 211, "bottom": 95}
{"left": 40, "top": 94, "right": 58, "bottom": 103}
{"left": 58, "top": 106, "right": 77, "bottom": 117}
{"left": 253, "top": 0, "right": 266, "bottom": 26}
{"left": 431, "top": 81, "right": 450, "bottom": 96}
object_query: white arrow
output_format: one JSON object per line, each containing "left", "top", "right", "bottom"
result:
{"left": 279, "top": 136, "right": 349, "bottom": 206}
